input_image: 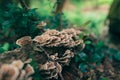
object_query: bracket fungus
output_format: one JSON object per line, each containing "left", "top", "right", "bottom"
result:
{"left": 0, "top": 60, "right": 34, "bottom": 80}
{"left": 0, "top": 28, "right": 85, "bottom": 80}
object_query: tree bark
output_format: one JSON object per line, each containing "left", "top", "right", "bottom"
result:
{"left": 108, "top": 0, "right": 120, "bottom": 36}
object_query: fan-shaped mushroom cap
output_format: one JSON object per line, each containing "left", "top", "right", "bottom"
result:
{"left": 16, "top": 36, "right": 32, "bottom": 46}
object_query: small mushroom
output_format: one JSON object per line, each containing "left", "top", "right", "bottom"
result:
{"left": 0, "top": 59, "right": 34, "bottom": 80}
{"left": 0, "top": 64, "right": 19, "bottom": 80}
{"left": 39, "top": 61, "right": 62, "bottom": 80}
{"left": 24, "top": 64, "right": 35, "bottom": 79}
{"left": 16, "top": 36, "right": 32, "bottom": 46}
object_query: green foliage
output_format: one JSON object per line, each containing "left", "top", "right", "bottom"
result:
{"left": 0, "top": 4, "right": 41, "bottom": 38}
{"left": 0, "top": 3, "right": 43, "bottom": 53}
{"left": 100, "top": 76, "right": 109, "bottom": 80}
{"left": 0, "top": 43, "right": 10, "bottom": 53}
{"left": 75, "top": 37, "right": 105, "bottom": 72}
{"left": 79, "top": 63, "right": 88, "bottom": 72}
{"left": 113, "top": 51, "right": 120, "bottom": 61}
{"left": 45, "top": 13, "right": 68, "bottom": 29}
{"left": 76, "top": 39, "right": 105, "bottom": 64}
{"left": 75, "top": 34, "right": 120, "bottom": 76}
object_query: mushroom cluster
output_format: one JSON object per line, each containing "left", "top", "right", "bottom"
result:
{"left": 34, "top": 28, "right": 84, "bottom": 48}
{"left": 0, "top": 59, "right": 34, "bottom": 80}
{"left": 33, "top": 28, "right": 85, "bottom": 79}
{"left": 0, "top": 28, "right": 85, "bottom": 80}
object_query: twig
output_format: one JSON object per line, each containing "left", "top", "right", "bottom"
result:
{"left": 19, "top": 0, "right": 29, "bottom": 10}
{"left": 59, "top": 72, "right": 64, "bottom": 80}
{"left": 55, "top": 0, "right": 66, "bottom": 30}
{"left": 56, "top": 0, "right": 66, "bottom": 14}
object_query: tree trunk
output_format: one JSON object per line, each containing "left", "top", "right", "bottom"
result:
{"left": 108, "top": 0, "right": 120, "bottom": 36}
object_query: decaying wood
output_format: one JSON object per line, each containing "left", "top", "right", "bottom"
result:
{"left": 0, "top": 28, "right": 85, "bottom": 80}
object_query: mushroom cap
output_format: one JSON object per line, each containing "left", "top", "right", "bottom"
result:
{"left": 16, "top": 36, "right": 32, "bottom": 46}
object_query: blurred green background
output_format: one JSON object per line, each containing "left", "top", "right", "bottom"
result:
{"left": 30, "top": 0, "right": 113, "bottom": 35}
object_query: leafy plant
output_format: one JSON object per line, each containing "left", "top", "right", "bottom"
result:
{"left": 0, "top": 0, "right": 68, "bottom": 53}
{"left": 75, "top": 36, "right": 106, "bottom": 69}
